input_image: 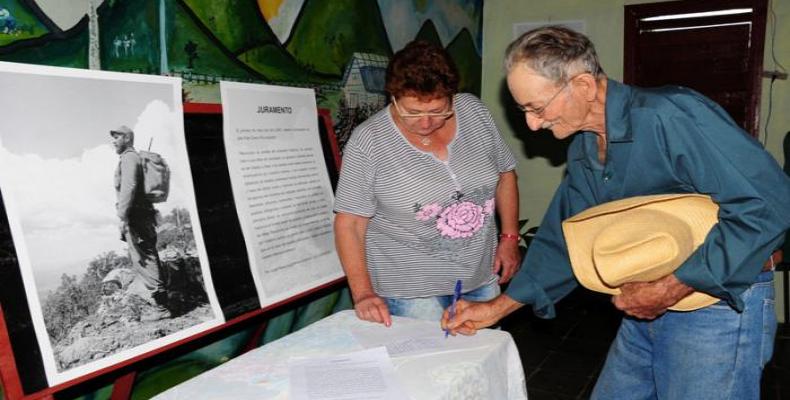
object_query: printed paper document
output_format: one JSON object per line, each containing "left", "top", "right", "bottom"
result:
{"left": 288, "top": 347, "right": 408, "bottom": 400}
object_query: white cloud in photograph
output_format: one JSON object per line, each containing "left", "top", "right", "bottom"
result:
{"left": 0, "top": 99, "right": 188, "bottom": 294}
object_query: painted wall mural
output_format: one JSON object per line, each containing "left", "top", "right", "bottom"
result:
{"left": 0, "top": 0, "right": 483, "bottom": 397}
{"left": 0, "top": 0, "right": 483, "bottom": 148}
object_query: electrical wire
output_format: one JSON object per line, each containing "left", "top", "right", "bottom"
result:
{"left": 763, "top": 0, "right": 786, "bottom": 147}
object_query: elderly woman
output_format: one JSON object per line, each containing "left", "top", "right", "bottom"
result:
{"left": 333, "top": 40, "right": 521, "bottom": 325}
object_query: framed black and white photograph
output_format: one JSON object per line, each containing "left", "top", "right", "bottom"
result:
{"left": 0, "top": 61, "right": 223, "bottom": 386}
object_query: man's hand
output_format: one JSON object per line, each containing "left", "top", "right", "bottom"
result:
{"left": 493, "top": 240, "right": 522, "bottom": 284}
{"left": 441, "top": 295, "right": 523, "bottom": 336}
{"left": 353, "top": 293, "right": 392, "bottom": 327}
{"left": 612, "top": 274, "right": 694, "bottom": 320}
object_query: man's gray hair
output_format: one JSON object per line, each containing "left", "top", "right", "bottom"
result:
{"left": 504, "top": 25, "right": 604, "bottom": 84}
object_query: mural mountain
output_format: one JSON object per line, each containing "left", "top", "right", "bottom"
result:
{"left": 0, "top": 0, "right": 482, "bottom": 95}
{"left": 415, "top": 19, "right": 443, "bottom": 47}
{"left": 285, "top": 0, "right": 393, "bottom": 77}
{"left": 447, "top": 27, "right": 481, "bottom": 95}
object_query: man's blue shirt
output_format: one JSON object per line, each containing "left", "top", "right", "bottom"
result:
{"left": 506, "top": 79, "right": 790, "bottom": 318}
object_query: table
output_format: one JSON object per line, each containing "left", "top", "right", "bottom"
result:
{"left": 154, "top": 310, "right": 527, "bottom": 399}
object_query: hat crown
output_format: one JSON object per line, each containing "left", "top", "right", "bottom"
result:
{"left": 592, "top": 209, "right": 694, "bottom": 287}
{"left": 110, "top": 125, "right": 134, "bottom": 137}
{"left": 561, "top": 194, "right": 720, "bottom": 311}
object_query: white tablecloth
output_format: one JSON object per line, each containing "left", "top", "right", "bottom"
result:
{"left": 154, "top": 310, "right": 527, "bottom": 400}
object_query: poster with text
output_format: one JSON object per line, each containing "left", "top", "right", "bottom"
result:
{"left": 220, "top": 82, "right": 343, "bottom": 307}
{"left": 0, "top": 62, "right": 224, "bottom": 386}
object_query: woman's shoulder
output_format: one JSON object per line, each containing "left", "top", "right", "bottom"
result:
{"left": 346, "top": 107, "right": 394, "bottom": 148}
{"left": 454, "top": 92, "right": 485, "bottom": 108}
{"left": 454, "top": 93, "right": 494, "bottom": 121}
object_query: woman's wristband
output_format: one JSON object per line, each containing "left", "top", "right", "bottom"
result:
{"left": 499, "top": 233, "right": 520, "bottom": 242}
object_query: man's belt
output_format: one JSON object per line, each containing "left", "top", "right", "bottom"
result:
{"left": 764, "top": 250, "right": 783, "bottom": 272}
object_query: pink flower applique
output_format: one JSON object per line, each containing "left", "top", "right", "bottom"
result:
{"left": 483, "top": 198, "right": 495, "bottom": 215}
{"left": 415, "top": 203, "right": 442, "bottom": 221}
{"left": 436, "top": 201, "right": 485, "bottom": 238}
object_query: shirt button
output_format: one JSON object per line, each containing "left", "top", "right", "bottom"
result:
{"left": 603, "top": 172, "right": 611, "bottom": 182}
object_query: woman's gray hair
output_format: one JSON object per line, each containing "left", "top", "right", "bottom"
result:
{"left": 504, "top": 25, "right": 604, "bottom": 83}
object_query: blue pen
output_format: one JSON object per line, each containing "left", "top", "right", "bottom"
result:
{"left": 445, "top": 279, "right": 463, "bottom": 338}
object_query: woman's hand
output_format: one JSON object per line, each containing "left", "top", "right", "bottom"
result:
{"left": 493, "top": 239, "right": 522, "bottom": 283}
{"left": 353, "top": 292, "right": 392, "bottom": 327}
{"left": 335, "top": 213, "right": 391, "bottom": 325}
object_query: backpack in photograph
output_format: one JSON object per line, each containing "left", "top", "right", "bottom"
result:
{"left": 138, "top": 139, "right": 170, "bottom": 203}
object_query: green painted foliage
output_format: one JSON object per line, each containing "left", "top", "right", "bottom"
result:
{"left": 131, "top": 360, "right": 217, "bottom": 400}
{"left": 168, "top": 1, "right": 260, "bottom": 80}
{"left": 181, "top": 0, "right": 277, "bottom": 53}
{"left": 0, "top": 26, "right": 88, "bottom": 68}
{"left": 239, "top": 43, "right": 334, "bottom": 83}
{"left": 447, "top": 28, "right": 481, "bottom": 95}
{"left": 99, "top": 0, "right": 159, "bottom": 72}
{"left": 129, "top": 327, "right": 253, "bottom": 398}
{"left": 261, "top": 288, "right": 351, "bottom": 345}
{"left": 69, "top": 385, "right": 113, "bottom": 400}
{"left": 0, "top": 0, "right": 49, "bottom": 46}
{"left": 292, "top": 291, "right": 343, "bottom": 330}
{"left": 286, "top": 0, "right": 392, "bottom": 77}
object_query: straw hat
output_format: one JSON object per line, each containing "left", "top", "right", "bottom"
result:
{"left": 561, "top": 194, "right": 720, "bottom": 311}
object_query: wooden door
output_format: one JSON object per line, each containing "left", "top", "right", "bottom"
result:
{"left": 624, "top": 0, "right": 767, "bottom": 137}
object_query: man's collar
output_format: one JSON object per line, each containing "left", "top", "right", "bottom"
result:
{"left": 603, "top": 79, "right": 633, "bottom": 143}
{"left": 570, "top": 79, "right": 634, "bottom": 170}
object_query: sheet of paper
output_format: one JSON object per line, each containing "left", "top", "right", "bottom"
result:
{"left": 351, "top": 317, "right": 492, "bottom": 357}
{"left": 220, "top": 81, "right": 343, "bottom": 308}
{"left": 288, "top": 347, "right": 409, "bottom": 400}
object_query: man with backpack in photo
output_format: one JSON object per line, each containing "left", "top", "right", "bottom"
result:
{"left": 110, "top": 125, "right": 170, "bottom": 321}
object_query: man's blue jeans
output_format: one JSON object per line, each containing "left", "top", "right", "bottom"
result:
{"left": 592, "top": 271, "right": 776, "bottom": 400}
{"left": 384, "top": 279, "right": 500, "bottom": 321}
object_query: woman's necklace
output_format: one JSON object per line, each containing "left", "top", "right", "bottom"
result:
{"left": 390, "top": 105, "right": 443, "bottom": 147}
{"left": 402, "top": 126, "right": 436, "bottom": 147}
{"left": 417, "top": 135, "right": 432, "bottom": 146}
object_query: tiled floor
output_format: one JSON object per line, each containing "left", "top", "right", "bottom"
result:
{"left": 501, "top": 288, "right": 790, "bottom": 400}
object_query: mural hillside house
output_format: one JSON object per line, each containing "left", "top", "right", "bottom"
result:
{"left": 340, "top": 52, "right": 388, "bottom": 110}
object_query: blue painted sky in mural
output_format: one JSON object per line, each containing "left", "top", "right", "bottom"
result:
{"left": 33, "top": 0, "right": 104, "bottom": 30}
{"left": 377, "top": 0, "right": 483, "bottom": 54}
{"left": 265, "top": 0, "right": 483, "bottom": 54}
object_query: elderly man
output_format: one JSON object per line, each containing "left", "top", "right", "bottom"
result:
{"left": 111, "top": 125, "right": 169, "bottom": 320}
{"left": 442, "top": 26, "right": 790, "bottom": 399}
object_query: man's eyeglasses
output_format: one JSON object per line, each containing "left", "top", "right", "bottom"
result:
{"left": 391, "top": 97, "right": 454, "bottom": 119}
{"left": 515, "top": 77, "right": 573, "bottom": 118}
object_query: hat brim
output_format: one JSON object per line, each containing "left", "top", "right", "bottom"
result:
{"left": 562, "top": 194, "right": 720, "bottom": 311}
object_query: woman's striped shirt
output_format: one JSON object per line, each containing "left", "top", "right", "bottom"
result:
{"left": 334, "top": 93, "right": 517, "bottom": 298}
